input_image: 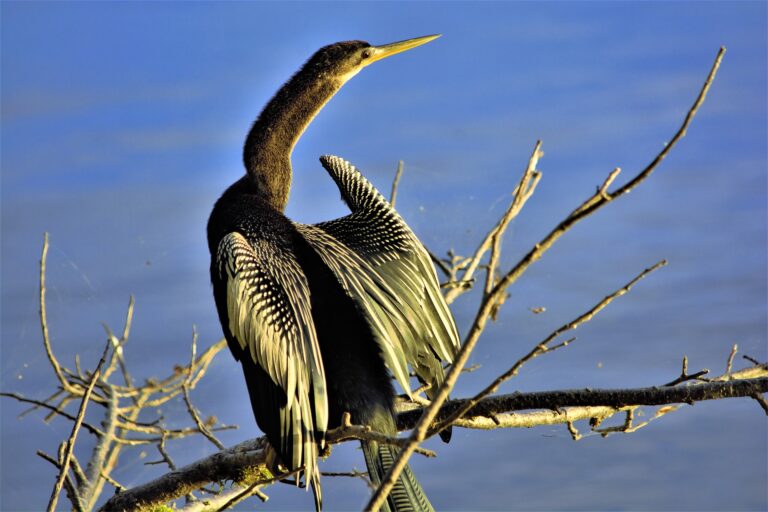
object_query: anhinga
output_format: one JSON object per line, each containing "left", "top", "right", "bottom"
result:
{"left": 207, "top": 35, "right": 459, "bottom": 512}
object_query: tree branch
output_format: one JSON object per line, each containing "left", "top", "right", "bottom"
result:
{"left": 46, "top": 341, "right": 110, "bottom": 512}
{"left": 39, "top": 232, "right": 77, "bottom": 394}
{"left": 389, "top": 160, "right": 404, "bottom": 208}
{"left": 397, "top": 377, "right": 768, "bottom": 429}
{"left": 365, "top": 46, "right": 726, "bottom": 512}
{"left": 430, "top": 259, "right": 666, "bottom": 437}
{"left": 98, "top": 372, "right": 767, "bottom": 511}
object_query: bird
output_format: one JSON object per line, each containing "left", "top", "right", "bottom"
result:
{"left": 207, "top": 35, "right": 460, "bottom": 512}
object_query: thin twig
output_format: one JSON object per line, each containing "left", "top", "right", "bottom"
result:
{"left": 725, "top": 344, "right": 738, "bottom": 378}
{"left": 428, "top": 249, "right": 452, "bottom": 277}
{"left": 390, "top": 160, "right": 404, "bottom": 208}
{"left": 663, "top": 355, "right": 710, "bottom": 386}
{"left": 484, "top": 141, "right": 543, "bottom": 297}
{"left": 39, "top": 233, "right": 73, "bottom": 392}
{"left": 566, "top": 421, "right": 582, "bottom": 441}
{"left": 47, "top": 341, "right": 110, "bottom": 512}
{"left": 37, "top": 450, "right": 86, "bottom": 512}
{"left": 183, "top": 326, "right": 225, "bottom": 450}
{"left": 444, "top": 141, "right": 543, "bottom": 304}
{"left": 154, "top": 433, "right": 177, "bottom": 470}
{"left": 69, "top": 455, "right": 89, "bottom": 490}
{"left": 481, "top": 47, "right": 727, "bottom": 309}
{"left": 17, "top": 389, "right": 64, "bottom": 420}
{"left": 102, "top": 296, "right": 135, "bottom": 389}
{"left": 431, "top": 260, "right": 666, "bottom": 437}
{"left": 1, "top": 393, "right": 105, "bottom": 436}
{"left": 215, "top": 468, "right": 303, "bottom": 512}
{"left": 327, "top": 412, "right": 436, "bottom": 458}
{"left": 99, "top": 470, "right": 126, "bottom": 493}
{"left": 591, "top": 405, "right": 681, "bottom": 438}
{"left": 752, "top": 394, "right": 768, "bottom": 415}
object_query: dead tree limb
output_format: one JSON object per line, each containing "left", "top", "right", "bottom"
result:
{"left": 364, "top": 46, "right": 726, "bottom": 511}
{"left": 98, "top": 370, "right": 766, "bottom": 512}
{"left": 6, "top": 45, "right": 754, "bottom": 512}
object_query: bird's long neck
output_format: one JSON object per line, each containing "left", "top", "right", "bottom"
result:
{"left": 243, "top": 67, "right": 344, "bottom": 212}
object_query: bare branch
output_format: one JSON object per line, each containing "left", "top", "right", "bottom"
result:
{"left": 483, "top": 47, "right": 727, "bottom": 311}
{"left": 397, "top": 377, "right": 768, "bottom": 430}
{"left": 725, "top": 343, "right": 738, "bottom": 377}
{"left": 428, "top": 249, "right": 452, "bottom": 277}
{"left": 591, "top": 406, "right": 680, "bottom": 438}
{"left": 183, "top": 326, "right": 225, "bottom": 450}
{"left": 97, "top": 437, "right": 274, "bottom": 512}
{"left": 327, "top": 413, "right": 436, "bottom": 458}
{"left": 663, "top": 356, "right": 710, "bottom": 386}
{"left": 37, "top": 450, "right": 86, "bottom": 512}
{"left": 47, "top": 341, "right": 110, "bottom": 512}
{"left": 365, "top": 50, "right": 726, "bottom": 509}
{"left": 177, "top": 486, "right": 269, "bottom": 512}
{"left": 1, "top": 392, "right": 105, "bottom": 436}
{"left": 214, "top": 468, "right": 300, "bottom": 512}
{"left": 444, "top": 141, "right": 543, "bottom": 304}
{"left": 434, "top": 260, "right": 666, "bottom": 437}
{"left": 752, "top": 394, "right": 768, "bottom": 415}
{"left": 483, "top": 141, "right": 543, "bottom": 297}
{"left": 322, "top": 470, "right": 373, "bottom": 489}
{"left": 99, "top": 470, "right": 126, "bottom": 493}
{"left": 390, "top": 160, "right": 404, "bottom": 208}
{"left": 39, "top": 233, "right": 73, "bottom": 393}
{"left": 101, "top": 375, "right": 767, "bottom": 511}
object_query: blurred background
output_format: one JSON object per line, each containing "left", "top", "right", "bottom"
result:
{"left": 2, "top": 2, "right": 766, "bottom": 510}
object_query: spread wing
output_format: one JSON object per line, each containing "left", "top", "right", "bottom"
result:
{"left": 294, "top": 223, "right": 414, "bottom": 392}
{"left": 212, "top": 231, "right": 327, "bottom": 495}
{"left": 302, "top": 155, "right": 461, "bottom": 399}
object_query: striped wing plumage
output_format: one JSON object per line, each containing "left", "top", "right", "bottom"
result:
{"left": 213, "top": 231, "right": 327, "bottom": 497}
{"left": 211, "top": 155, "right": 460, "bottom": 509}
{"left": 303, "top": 155, "right": 461, "bottom": 399}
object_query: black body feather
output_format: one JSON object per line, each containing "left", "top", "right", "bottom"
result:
{"left": 207, "top": 39, "right": 457, "bottom": 511}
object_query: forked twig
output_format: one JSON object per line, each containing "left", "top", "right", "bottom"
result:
{"left": 444, "top": 141, "right": 543, "bottom": 305}
{"left": 663, "top": 356, "right": 710, "bottom": 386}
{"left": 430, "top": 260, "right": 666, "bottom": 436}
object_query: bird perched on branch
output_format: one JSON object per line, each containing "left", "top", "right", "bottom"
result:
{"left": 207, "top": 35, "right": 459, "bottom": 512}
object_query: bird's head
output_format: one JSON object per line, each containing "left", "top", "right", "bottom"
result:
{"left": 303, "top": 34, "right": 441, "bottom": 85}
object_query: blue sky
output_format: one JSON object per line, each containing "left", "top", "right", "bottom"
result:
{"left": 2, "top": 2, "right": 766, "bottom": 510}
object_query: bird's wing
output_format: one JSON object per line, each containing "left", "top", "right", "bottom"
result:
{"left": 212, "top": 231, "right": 327, "bottom": 492}
{"left": 305, "top": 155, "right": 461, "bottom": 392}
{"left": 294, "top": 222, "right": 413, "bottom": 393}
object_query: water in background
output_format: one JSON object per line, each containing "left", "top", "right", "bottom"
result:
{"left": 2, "top": 3, "right": 766, "bottom": 510}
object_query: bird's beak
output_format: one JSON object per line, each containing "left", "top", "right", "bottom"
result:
{"left": 368, "top": 34, "right": 441, "bottom": 65}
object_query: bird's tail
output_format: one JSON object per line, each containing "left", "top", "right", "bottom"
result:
{"left": 362, "top": 440, "right": 435, "bottom": 512}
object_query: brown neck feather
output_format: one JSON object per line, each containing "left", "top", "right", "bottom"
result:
{"left": 243, "top": 65, "right": 343, "bottom": 212}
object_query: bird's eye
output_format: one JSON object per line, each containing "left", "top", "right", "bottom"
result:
{"left": 362, "top": 49, "right": 372, "bottom": 59}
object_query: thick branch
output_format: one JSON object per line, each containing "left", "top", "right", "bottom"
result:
{"left": 98, "top": 437, "right": 274, "bottom": 512}
{"left": 99, "top": 375, "right": 766, "bottom": 511}
{"left": 397, "top": 377, "right": 768, "bottom": 429}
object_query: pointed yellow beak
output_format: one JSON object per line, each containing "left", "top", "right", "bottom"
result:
{"left": 367, "top": 34, "right": 441, "bottom": 65}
